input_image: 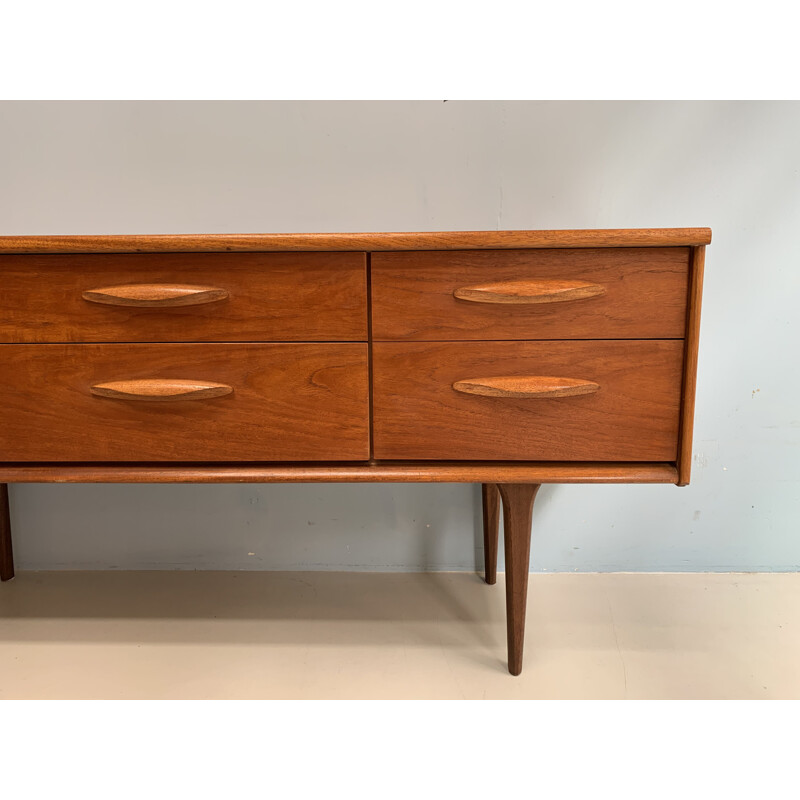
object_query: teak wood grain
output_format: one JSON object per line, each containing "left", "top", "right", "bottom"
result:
{"left": 0, "top": 252, "right": 367, "bottom": 343}
{"left": 0, "top": 462, "right": 680, "bottom": 484}
{"left": 82, "top": 283, "right": 229, "bottom": 307}
{"left": 0, "top": 229, "right": 712, "bottom": 254}
{"left": 0, "top": 228, "right": 709, "bottom": 676}
{"left": 498, "top": 483, "right": 541, "bottom": 675}
{"left": 677, "top": 245, "right": 707, "bottom": 486}
{"left": 452, "top": 375, "right": 600, "bottom": 399}
{"left": 0, "top": 344, "right": 369, "bottom": 462}
{"left": 482, "top": 484, "right": 500, "bottom": 585}
{"left": 453, "top": 278, "right": 606, "bottom": 304}
{"left": 0, "top": 485, "right": 12, "bottom": 582}
{"left": 373, "top": 340, "right": 684, "bottom": 461}
{"left": 371, "top": 248, "right": 689, "bottom": 340}
{"left": 90, "top": 379, "right": 234, "bottom": 401}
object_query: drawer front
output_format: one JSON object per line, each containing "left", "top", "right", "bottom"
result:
{"left": 0, "top": 253, "right": 367, "bottom": 342}
{"left": 373, "top": 341, "right": 683, "bottom": 461}
{"left": 0, "top": 344, "right": 369, "bottom": 461}
{"left": 371, "top": 248, "right": 688, "bottom": 340}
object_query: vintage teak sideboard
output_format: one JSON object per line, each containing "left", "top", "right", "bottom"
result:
{"left": 0, "top": 228, "right": 709, "bottom": 675}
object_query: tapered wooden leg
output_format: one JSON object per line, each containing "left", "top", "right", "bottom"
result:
{"left": 0, "top": 484, "right": 13, "bottom": 582}
{"left": 482, "top": 483, "right": 500, "bottom": 585}
{"left": 497, "top": 483, "right": 540, "bottom": 675}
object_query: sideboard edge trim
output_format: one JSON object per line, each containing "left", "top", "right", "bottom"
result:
{"left": 0, "top": 462, "right": 679, "bottom": 484}
{"left": 0, "top": 229, "right": 712, "bottom": 254}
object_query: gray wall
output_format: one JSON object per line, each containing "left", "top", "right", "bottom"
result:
{"left": 1, "top": 101, "right": 798, "bottom": 572}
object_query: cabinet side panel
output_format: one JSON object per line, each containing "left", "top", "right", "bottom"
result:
{"left": 677, "top": 245, "right": 706, "bottom": 485}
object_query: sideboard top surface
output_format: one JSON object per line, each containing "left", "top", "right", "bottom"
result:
{"left": 0, "top": 228, "right": 712, "bottom": 254}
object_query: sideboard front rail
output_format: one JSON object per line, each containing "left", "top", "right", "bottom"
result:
{"left": 0, "top": 461, "right": 679, "bottom": 484}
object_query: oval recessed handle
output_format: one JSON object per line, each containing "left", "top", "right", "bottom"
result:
{"left": 91, "top": 379, "right": 233, "bottom": 402}
{"left": 452, "top": 376, "right": 600, "bottom": 398}
{"left": 453, "top": 279, "right": 605, "bottom": 304}
{"left": 82, "top": 284, "right": 229, "bottom": 307}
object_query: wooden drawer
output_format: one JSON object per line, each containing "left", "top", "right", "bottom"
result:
{"left": 371, "top": 248, "right": 689, "bottom": 340}
{"left": 0, "top": 253, "right": 367, "bottom": 342}
{"left": 373, "top": 340, "right": 684, "bottom": 461}
{"left": 0, "top": 343, "right": 369, "bottom": 461}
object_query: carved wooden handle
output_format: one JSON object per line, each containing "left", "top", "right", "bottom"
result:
{"left": 91, "top": 379, "right": 233, "bottom": 401}
{"left": 452, "top": 376, "right": 600, "bottom": 398}
{"left": 82, "top": 284, "right": 229, "bottom": 307}
{"left": 453, "top": 279, "right": 605, "bottom": 304}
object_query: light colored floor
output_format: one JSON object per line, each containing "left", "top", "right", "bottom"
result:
{"left": 0, "top": 571, "right": 797, "bottom": 699}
